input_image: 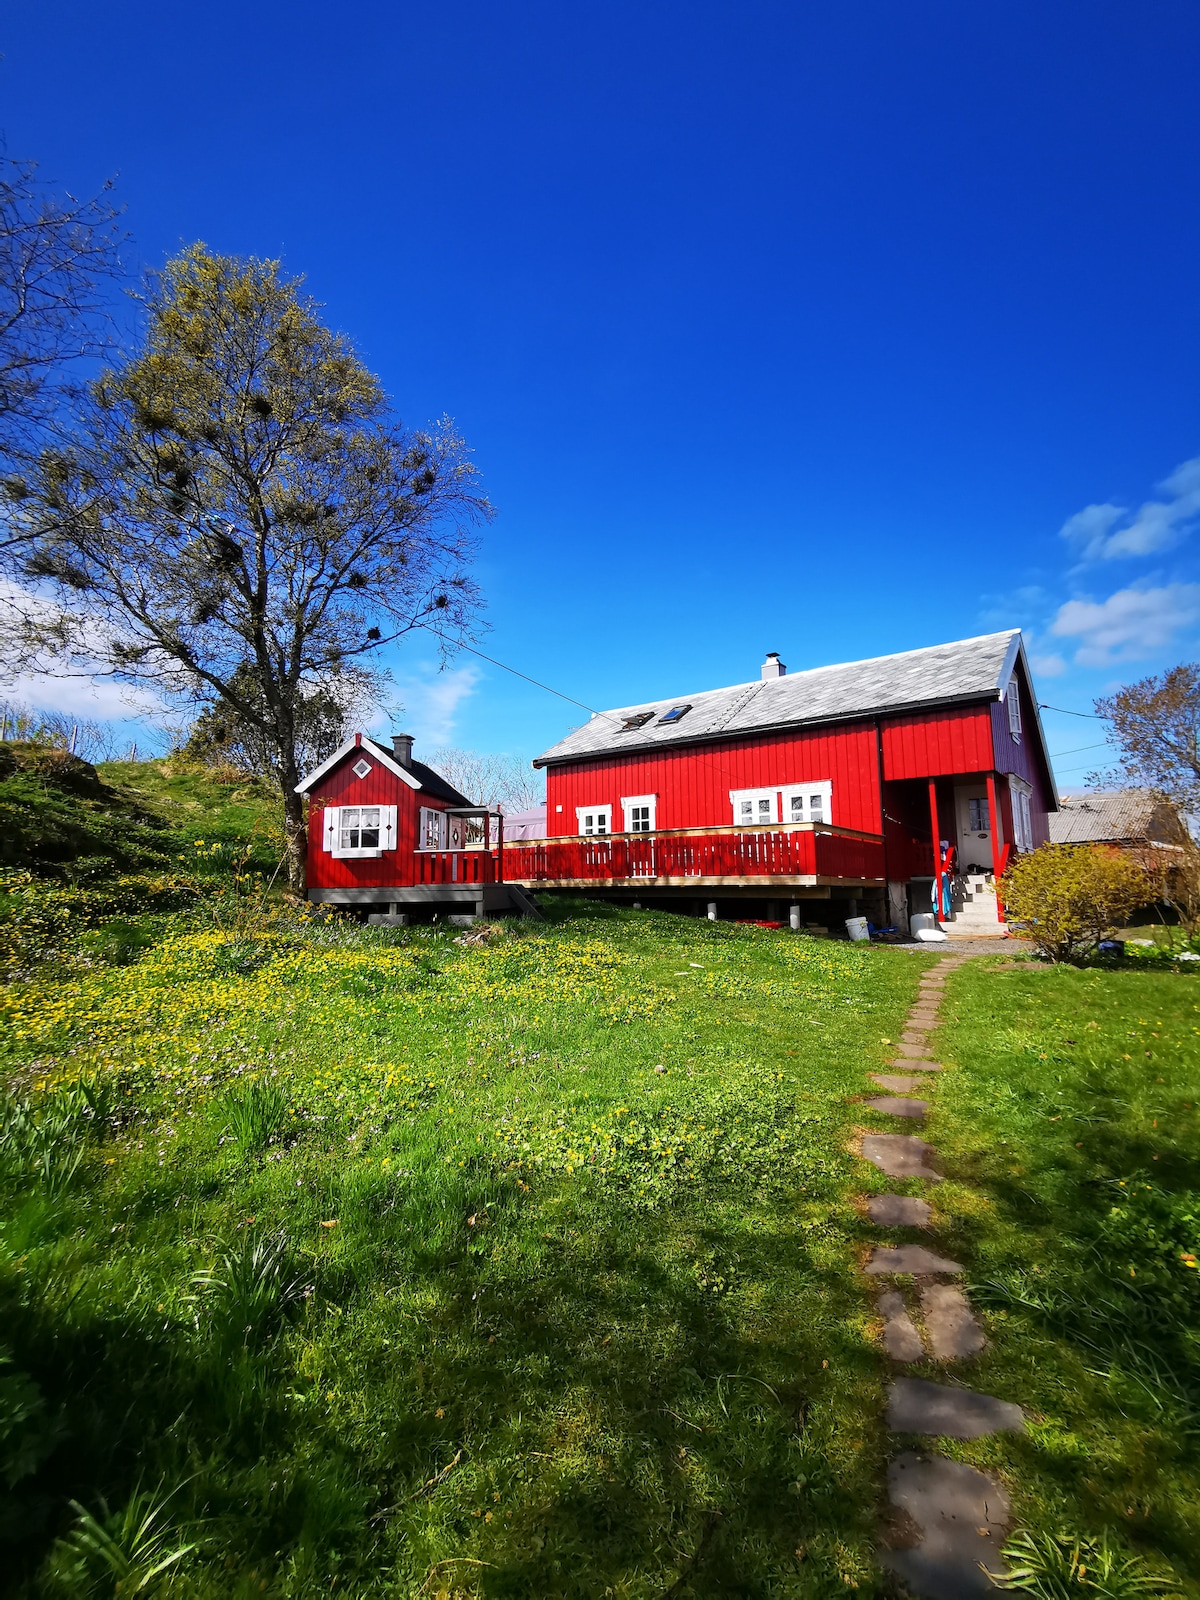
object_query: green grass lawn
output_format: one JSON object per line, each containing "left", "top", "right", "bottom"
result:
{"left": 927, "top": 958, "right": 1200, "bottom": 1596}
{"left": 1, "top": 902, "right": 934, "bottom": 1598}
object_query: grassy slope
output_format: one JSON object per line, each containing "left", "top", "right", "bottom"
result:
{"left": 928, "top": 960, "right": 1200, "bottom": 1594}
{"left": 0, "top": 905, "right": 935, "bottom": 1598}
{"left": 0, "top": 748, "right": 278, "bottom": 880}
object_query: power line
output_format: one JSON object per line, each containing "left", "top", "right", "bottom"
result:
{"left": 416, "top": 624, "right": 624, "bottom": 728}
{"left": 1048, "top": 740, "right": 1109, "bottom": 759}
{"left": 1039, "top": 702, "right": 1101, "bottom": 719}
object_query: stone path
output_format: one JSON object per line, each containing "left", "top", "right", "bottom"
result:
{"left": 858, "top": 954, "right": 1023, "bottom": 1595}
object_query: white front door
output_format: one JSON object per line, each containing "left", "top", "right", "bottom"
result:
{"left": 954, "top": 785, "right": 993, "bottom": 873}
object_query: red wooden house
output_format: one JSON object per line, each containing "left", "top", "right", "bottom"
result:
{"left": 297, "top": 733, "right": 538, "bottom": 921}
{"left": 507, "top": 630, "right": 1057, "bottom": 933}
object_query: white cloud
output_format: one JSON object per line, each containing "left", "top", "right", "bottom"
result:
{"left": 1029, "top": 652, "right": 1067, "bottom": 677}
{"left": 391, "top": 662, "right": 482, "bottom": 748}
{"left": 4, "top": 673, "right": 165, "bottom": 720}
{"left": 1059, "top": 455, "right": 1200, "bottom": 561}
{"left": 1049, "top": 583, "right": 1200, "bottom": 666}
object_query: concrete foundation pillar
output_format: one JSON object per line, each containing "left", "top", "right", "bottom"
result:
{"left": 707, "top": 902, "right": 718, "bottom": 921}
{"left": 789, "top": 903, "right": 802, "bottom": 930}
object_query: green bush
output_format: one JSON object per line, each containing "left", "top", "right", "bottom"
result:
{"left": 1000, "top": 844, "right": 1147, "bottom": 963}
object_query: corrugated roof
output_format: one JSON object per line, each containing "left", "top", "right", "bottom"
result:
{"left": 534, "top": 630, "right": 1023, "bottom": 766}
{"left": 1048, "top": 790, "right": 1161, "bottom": 844}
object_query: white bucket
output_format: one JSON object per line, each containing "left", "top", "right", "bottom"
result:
{"left": 845, "top": 916, "right": 870, "bottom": 942}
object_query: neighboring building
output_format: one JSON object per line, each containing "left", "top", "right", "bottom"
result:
{"left": 505, "top": 630, "right": 1058, "bottom": 933}
{"left": 500, "top": 805, "right": 547, "bottom": 842}
{"left": 297, "top": 733, "right": 538, "bottom": 921}
{"left": 1049, "top": 790, "right": 1182, "bottom": 847}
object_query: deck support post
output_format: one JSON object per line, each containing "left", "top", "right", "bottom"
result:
{"left": 707, "top": 902, "right": 718, "bottom": 921}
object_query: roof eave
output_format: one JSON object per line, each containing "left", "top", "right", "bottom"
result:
{"left": 295, "top": 734, "right": 423, "bottom": 795}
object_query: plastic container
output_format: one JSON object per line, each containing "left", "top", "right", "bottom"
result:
{"left": 909, "top": 912, "right": 948, "bottom": 943}
{"left": 845, "top": 916, "right": 870, "bottom": 942}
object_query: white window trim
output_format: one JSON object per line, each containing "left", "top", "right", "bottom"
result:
{"left": 576, "top": 803, "right": 613, "bottom": 836}
{"left": 729, "top": 787, "right": 779, "bottom": 827}
{"left": 621, "top": 793, "right": 657, "bottom": 833}
{"left": 1010, "top": 777, "right": 1034, "bottom": 852}
{"left": 1007, "top": 682, "right": 1022, "bottom": 742}
{"left": 323, "top": 804, "right": 397, "bottom": 859}
{"left": 418, "top": 806, "right": 447, "bottom": 851}
{"left": 782, "top": 781, "right": 833, "bottom": 826}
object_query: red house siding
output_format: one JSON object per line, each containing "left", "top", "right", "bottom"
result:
{"left": 880, "top": 707, "right": 995, "bottom": 781}
{"left": 544, "top": 723, "right": 883, "bottom": 837}
{"left": 305, "top": 756, "right": 447, "bottom": 892}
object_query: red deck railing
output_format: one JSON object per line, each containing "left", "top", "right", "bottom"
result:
{"left": 500, "top": 825, "right": 884, "bottom": 886}
{"left": 411, "top": 849, "right": 499, "bottom": 885}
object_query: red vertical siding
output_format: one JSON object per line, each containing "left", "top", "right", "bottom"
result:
{"left": 543, "top": 722, "right": 882, "bottom": 837}
{"left": 305, "top": 752, "right": 447, "bottom": 891}
{"left": 880, "top": 706, "right": 995, "bottom": 780}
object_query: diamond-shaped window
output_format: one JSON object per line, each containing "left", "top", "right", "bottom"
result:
{"left": 352, "top": 758, "right": 372, "bottom": 779}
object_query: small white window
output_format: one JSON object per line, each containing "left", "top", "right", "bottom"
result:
{"left": 729, "top": 788, "right": 779, "bottom": 827}
{"left": 967, "top": 796, "right": 989, "bottom": 832}
{"left": 325, "top": 804, "right": 396, "bottom": 858}
{"left": 577, "top": 804, "right": 612, "bottom": 836}
{"left": 419, "top": 807, "right": 447, "bottom": 850}
{"left": 1010, "top": 778, "right": 1034, "bottom": 852}
{"left": 621, "top": 794, "right": 657, "bottom": 833}
{"left": 352, "top": 758, "right": 372, "bottom": 779}
{"left": 1007, "top": 683, "right": 1022, "bottom": 742}
{"left": 783, "top": 781, "right": 833, "bottom": 826}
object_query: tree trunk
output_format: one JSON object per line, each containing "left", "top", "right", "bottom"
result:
{"left": 281, "top": 781, "right": 308, "bottom": 896}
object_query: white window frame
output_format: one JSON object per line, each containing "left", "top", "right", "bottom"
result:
{"left": 323, "top": 804, "right": 397, "bottom": 859}
{"left": 1007, "top": 682, "right": 1022, "bottom": 742}
{"left": 782, "top": 781, "right": 833, "bottom": 826}
{"left": 418, "top": 806, "right": 447, "bottom": 851}
{"left": 621, "top": 793, "right": 657, "bottom": 833}
{"left": 576, "top": 804, "right": 612, "bottom": 836}
{"left": 729, "top": 787, "right": 779, "bottom": 828}
{"left": 1010, "top": 777, "right": 1034, "bottom": 852}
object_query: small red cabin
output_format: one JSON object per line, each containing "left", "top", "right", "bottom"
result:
{"left": 506, "top": 629, "right": 1058, "bottom": 934}
{"left": 297, "top": 733, "right": 535, "bottom": 921}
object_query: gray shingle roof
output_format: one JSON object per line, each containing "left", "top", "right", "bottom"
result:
{"left": 1048, "top": 790, "right": 1175, "bottom": 845}
{"left": 534, "top": 630, "right": 1024, "bottom": 766}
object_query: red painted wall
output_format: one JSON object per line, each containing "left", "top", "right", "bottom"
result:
{"left": 880, "top": 706, "right": 995, "bottom": 781}
{"left": 305, "top": 751, "right": 449, "bottom": 891}
{"left": 544, "top": 723, "right": 883, "bottom": 836}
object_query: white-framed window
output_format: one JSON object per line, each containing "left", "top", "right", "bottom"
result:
{"left": 419, "top": 806, "right": 447, "bottom": 851}
{"left": 577, "top": 804, "right": 612, "bottom": 836}
{"left": 322, "top": 804, "right": 396, "bottom": 858}
{"left": 621, "top": 794, "right": 657, "bottom": 833}
{"left": 1010, "top": 778, "right": 1034, "bottom": 852}
{"left": 1007, "top": 682, "right": 1022, "bottom": 742}
{"left": 729, "top": 787, "right": 778, "bottom": 827}
{"left": 783, "top": 781, "right": 833, "bottom": 825}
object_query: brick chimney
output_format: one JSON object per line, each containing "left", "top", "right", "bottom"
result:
{"left": 391, "top": 733, "right": 415, "bottom": 767}
{"left": 761, "top": 652, "right": 786, "bottom": 680}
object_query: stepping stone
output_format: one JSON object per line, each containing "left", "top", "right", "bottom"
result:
{"left": 921, "top": 1285, "right": 987, "bottom": 1360}
{"left": 907, "top": 1014, "right": 937, "bottom": 1027}
{"left": 881, "top": 1451, "right": 1011, "bottom": 1599}
{"left": 901, "top": 1030, "right": 933, "bottom": 1046}
{"left": 887, "top": 1378, "right": 1024, "bottom": 1438}
{"left": 878, "top": 1290, "right": 924, "bottom": 1361}
{"left": 888, "top": 1058, "right": 943, "bottom": 1073}
{"left": 867, "top": 1245, "right": 963, "bottom": 1275}
{"left": 862, "top": 1135, "right": 941, "bottom": 1180}
{"left": 870, "top": 1073, "right": 927, "bottom": 1093}
{"left": 868, "top": 1193, "right": 932, "bottom": 1226}
{"left": 894, "top": 1043, "right": 934, "bottom": 1060}
{"left": 864, "top": 1096, "right": 928, "bottom": 1119}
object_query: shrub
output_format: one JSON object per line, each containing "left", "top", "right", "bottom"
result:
{"left": 1000, "top": 844, "right": 1147, "bottom": 963}
{"left": 999, "top": 1528, "right": 1174, "bottom": 1595}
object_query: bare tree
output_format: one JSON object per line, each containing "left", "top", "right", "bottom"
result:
{"left": 1095, "top": 664, "right": 1200, "bottom": 815}
{"left": 5, "top": 245, "right": 489, "bottom": 890}
{"left": 0, "top": 157, "right": 123, "bottom": 472}
{"left": 428, "top": 746, "right": 543, "bottom": 812}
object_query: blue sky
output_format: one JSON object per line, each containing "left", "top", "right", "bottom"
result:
{"left": 3, "top": 1, "right": 1198, "bottom": 789}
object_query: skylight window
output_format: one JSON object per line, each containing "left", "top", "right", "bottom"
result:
{"left": 657, "top": 704, "right": 692, "bottom": 725}
{"left": 621, "top": 711, "right": 655, "bottom": 730}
